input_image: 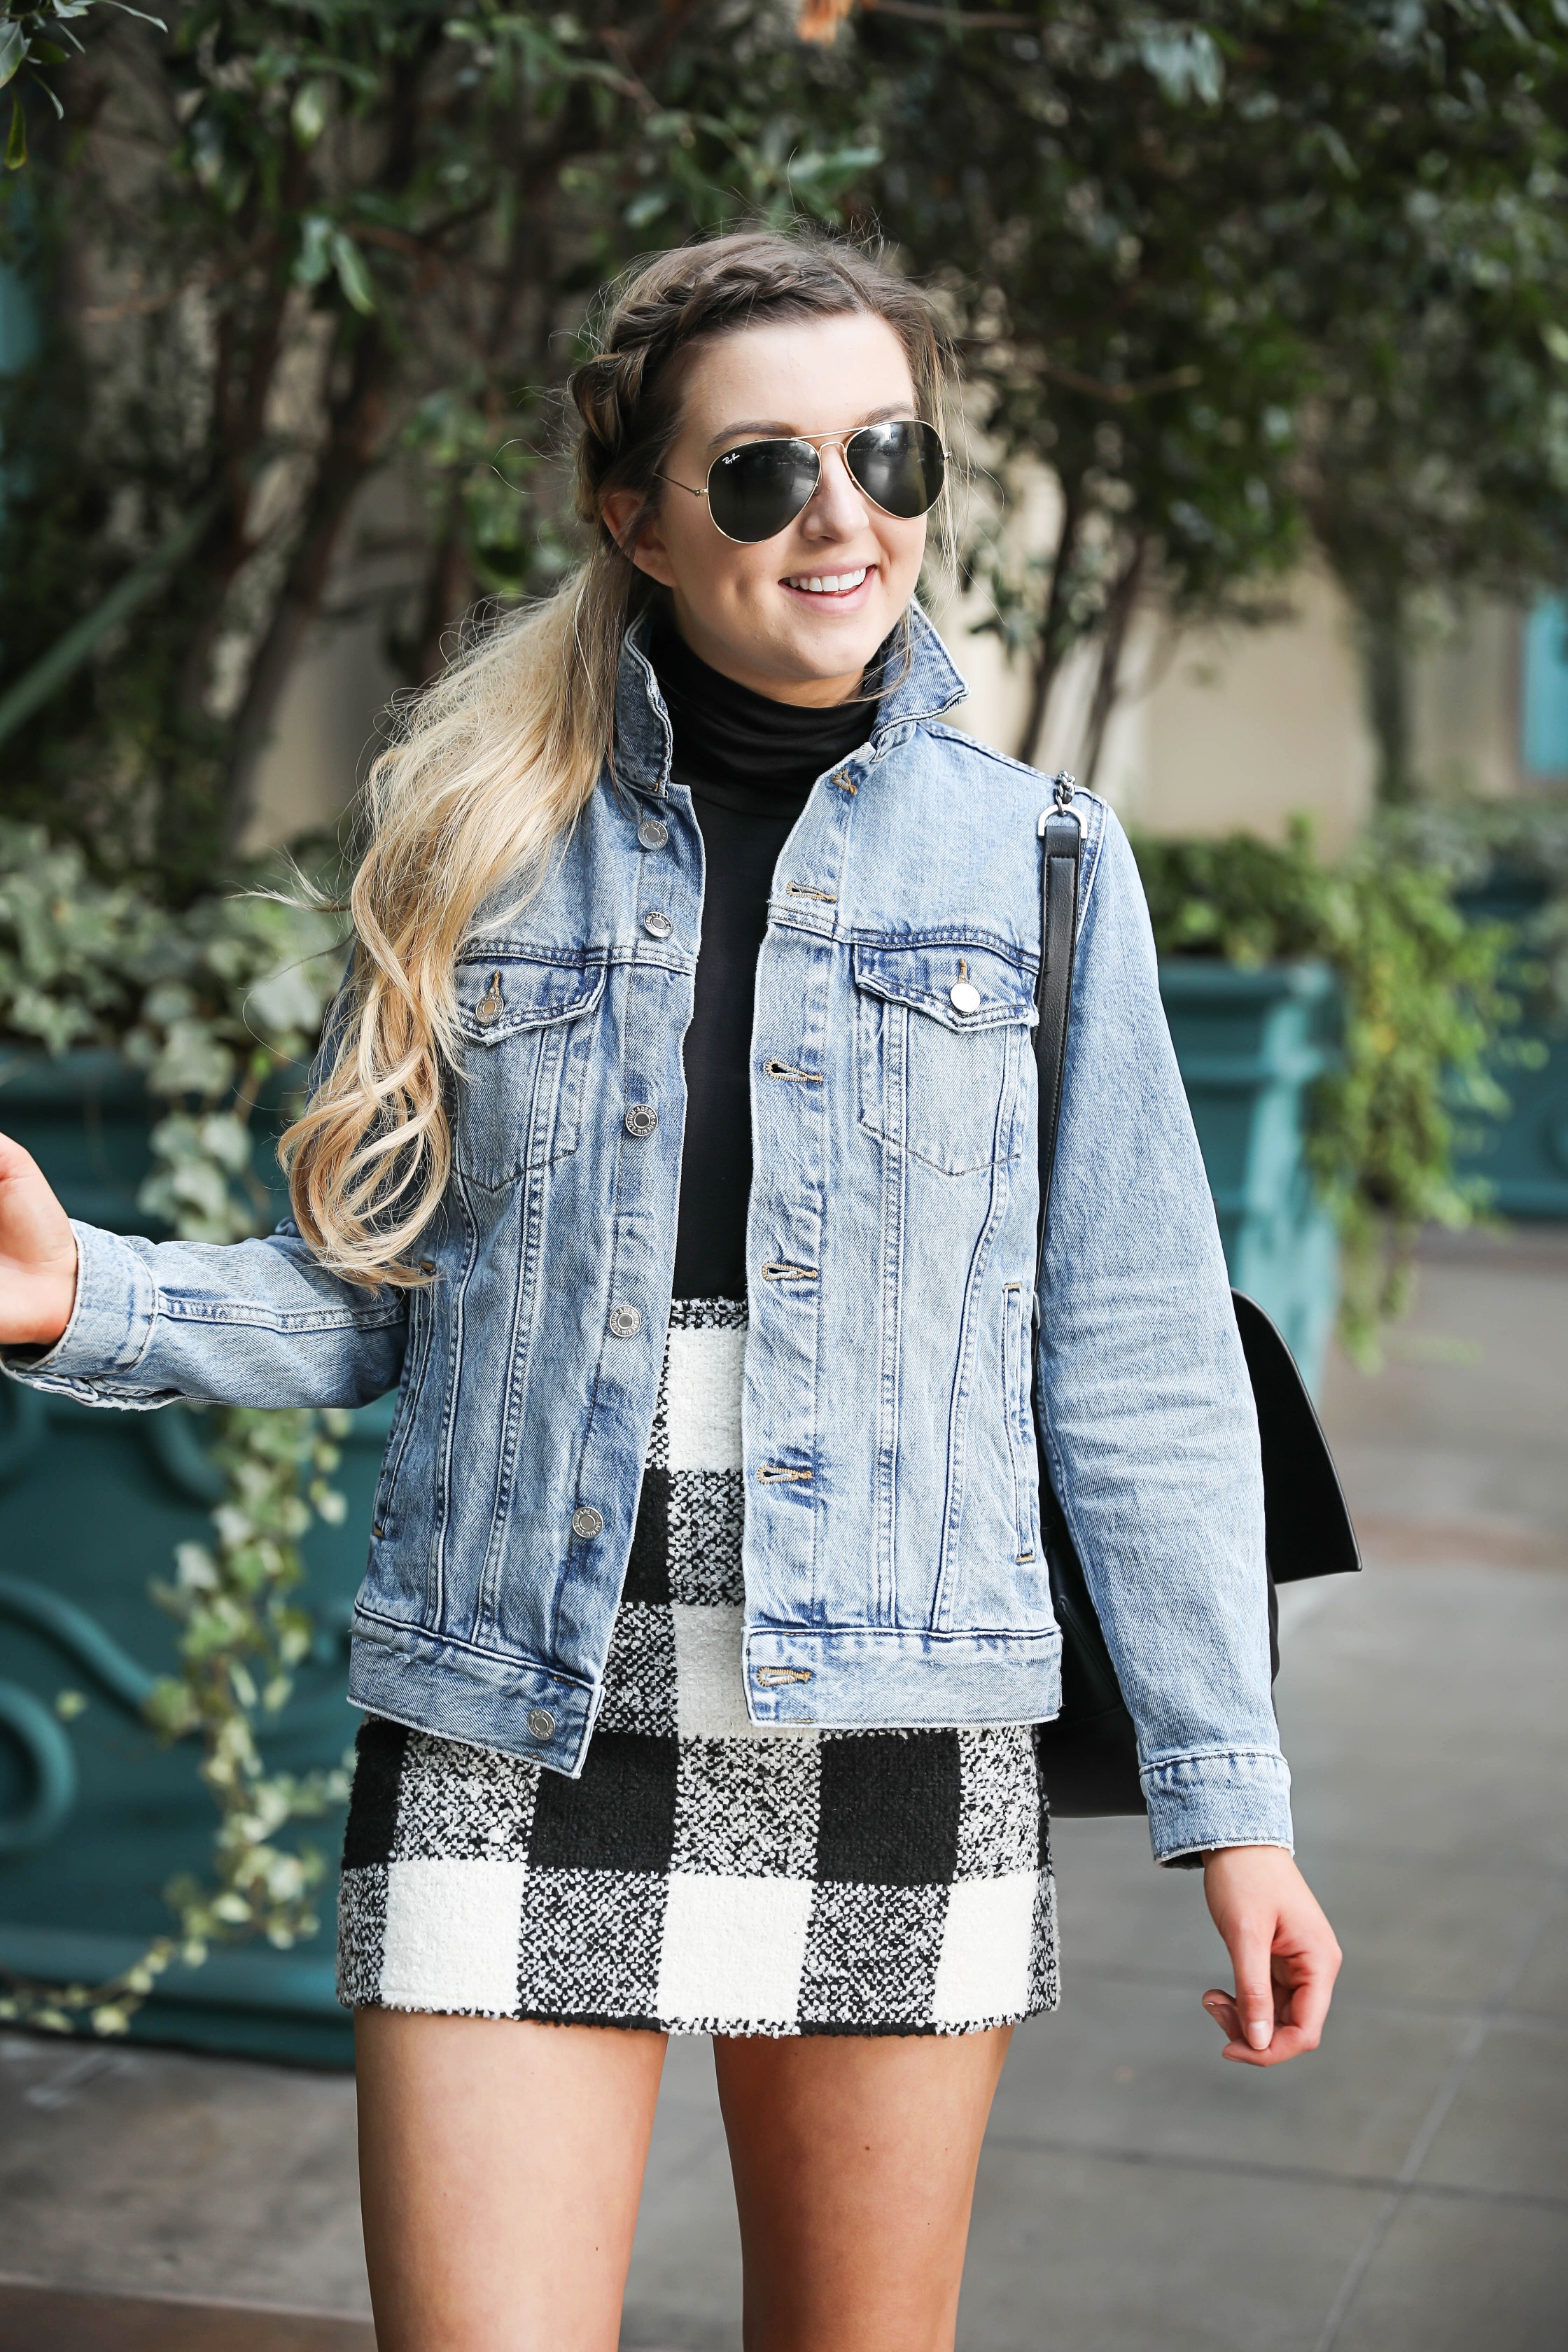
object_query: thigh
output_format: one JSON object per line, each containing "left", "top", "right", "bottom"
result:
{"left": 713, "top": 2026, "right": 1012, "bottom": 2352}
{"left": 354, "top": 2007, "right": 666, "bottom": 2352}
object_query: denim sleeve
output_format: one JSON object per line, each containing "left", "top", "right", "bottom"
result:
{"left": 1034, "top": 806, "right": 1294, "bottom": 1866}
{"left": 1, "top": 963, "right": 407, "bottom": 1413}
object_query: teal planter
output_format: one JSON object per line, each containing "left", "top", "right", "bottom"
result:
{"left": 1451, "top": 876, "right": 1568, "bottom": 1219}
{"left": 0, "top": 1051, "right": 384, "bottom": 2066}
{"left": 1159, "top": 960, "right": 1341, "bottom": 1397}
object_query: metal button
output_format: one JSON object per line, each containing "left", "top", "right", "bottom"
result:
{"left": 638, "top": 817, "right": 669, "bottom": 850}
{"left": 608, "top": 1303, "right": 642, "bottom": 1337}
{"left": 475, "top": 973, "right": 503, "bottom": 1024}
{"left": 571, "top": 1504, "right": 604, "bottom": 1539}
{"left": 643, "top": 909, "right": 673, "bottom": 939}
{"left": 949, "top": 981, "right": 982, "bottom": 1015}
{"left": 624, "top": 1102, "right": 657, "bottom": 1138}
{"left": 526, "top": 1706, "right": 556, "bottom": 1742}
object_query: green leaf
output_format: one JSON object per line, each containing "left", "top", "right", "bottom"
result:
{"left": 0, "top": 27, "right": 23, "bottom": 92}
{"left": 293, "top": 212, "right": 333, "bottom": 288}
{"left": 4, "top": 96, "right": 26, "bottom": 171}
{"left": 290, "top": 78, "right": 331, "bottom": 146}
{"left": 330, "top": 230, "right": 375, "bottom": 315}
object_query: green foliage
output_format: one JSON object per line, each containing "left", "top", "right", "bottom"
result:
{"left": 846, "top": 1, "right": 1568, "bottom": 780}
{"left": 0, "top": 4, "right": 162, "bottom": 169}
{"left": 0, "top": 2, "right": 871, "bottom": 897}
{"left": 0, "top": 816, "right": 352, "bottom": 2038}
{"left": 1135, "top": 820, "right": 1518, "bottom": 1358}
{"left": 1385, "top": 790, "right": 1568, "bottom": 1020}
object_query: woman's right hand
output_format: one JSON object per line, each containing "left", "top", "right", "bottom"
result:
{"left": 0, "top": 1130, "right": 79, "bottom": 1348}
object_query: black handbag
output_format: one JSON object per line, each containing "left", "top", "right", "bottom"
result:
{"left": 1028, "top": 780, "right": 1361, "bottom": 1820}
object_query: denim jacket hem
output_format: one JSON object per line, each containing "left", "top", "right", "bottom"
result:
{"left": 741, "top": 1622, "right": 1062, "bottom": 1728}
{"left": 349, "top": 1609, "right": 598, "bottom": 1774}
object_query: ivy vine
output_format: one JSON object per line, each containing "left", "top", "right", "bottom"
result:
{"left": 0, "top": 816, "right": 349, "bottom": 2037}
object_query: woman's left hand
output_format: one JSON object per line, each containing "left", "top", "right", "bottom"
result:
{"left": 1200, "top": 1846, "right": 1341, "bottom": 2067}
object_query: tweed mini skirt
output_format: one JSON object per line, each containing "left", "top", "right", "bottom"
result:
{"left": 336, "top": 1298, "right": 1059, "bottom": 2036}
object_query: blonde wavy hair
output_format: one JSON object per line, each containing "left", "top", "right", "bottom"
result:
{"left": 282, "top": 227, "right": 961, "bottom": 1287}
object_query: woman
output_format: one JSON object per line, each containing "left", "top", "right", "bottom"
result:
{"left": 0, "top": 230, "right": 1340, "bottom": 2352}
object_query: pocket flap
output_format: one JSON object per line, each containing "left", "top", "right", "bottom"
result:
{"left": 851, "top": 940, "right": 1035, "bottom": 1031}
{"left": 454, "top": 953, "right": 606, "bottom": 1045}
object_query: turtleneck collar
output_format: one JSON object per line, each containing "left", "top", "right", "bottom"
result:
{"left": 648, "top": 610, "right": 884, "bottom": 817}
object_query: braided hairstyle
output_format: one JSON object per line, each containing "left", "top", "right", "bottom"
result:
{"left": 284, "top": 227, "right": 958, "bottom": 1289}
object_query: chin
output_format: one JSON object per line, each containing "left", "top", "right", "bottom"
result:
{"left": 780, "top": 607, "right": 893, "bottom": 668}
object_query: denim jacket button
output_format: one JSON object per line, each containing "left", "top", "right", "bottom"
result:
{"left": 949, "top": 980, "right": 982, "bottom": 1014}
{"left": 571, "top": 1505, "right": 604, "bottom": 1539}
{"left": 608, "top": 1303, "right": 642, "bottom": 1337}
{"left": 526, "top": 1707, "right": 556, "bottom": 1741}
{"left": 624, "top": 1102, "right": 658, "bottom": 1138}
{"left": 643, "top": 909, "right": 673, "bottom": 939}
{"left": 638, "top": 817, "right": 669, "bottom": 850}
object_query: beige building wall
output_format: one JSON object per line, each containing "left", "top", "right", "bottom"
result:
{"left": 947, "top": 565, "right": 1382, "bottom": 857}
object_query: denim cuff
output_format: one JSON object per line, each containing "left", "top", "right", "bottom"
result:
{"left": 1143, "top": 1746, "right": 1294, "bottom": 1868}
{"left": 0, "top": 1220, "right": 157, "bottom": 1400}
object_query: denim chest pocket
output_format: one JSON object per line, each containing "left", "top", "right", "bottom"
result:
{"left": 853, "top": 940, "right": 1035, "bottom": 1175}
{"left": 451, "top": 951, "right": 607, "bottom": 1189}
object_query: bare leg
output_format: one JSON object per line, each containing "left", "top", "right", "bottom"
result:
{"left": 354, "top": 2008, "right": 667, "bottom": 2352}
{"left": 713, "top": 2026, "right": 1012, "bottom": 2352}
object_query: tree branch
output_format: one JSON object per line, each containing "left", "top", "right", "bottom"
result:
{"left": 1015, "top": 474, "right": 1083, "bottom": 764}
{"left": 1082, "top": 533, "right": 1148, "bottom": 790}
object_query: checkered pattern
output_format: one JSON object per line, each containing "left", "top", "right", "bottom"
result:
{"left": 337, "top": 1298, "right": 1059, "bottom": 2036}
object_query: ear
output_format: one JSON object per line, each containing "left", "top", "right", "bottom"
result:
{"left": 602, "top": 489, "right": 677, "bottom": 589}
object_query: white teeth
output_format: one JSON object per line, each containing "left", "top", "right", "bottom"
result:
{"left": 787, "top": 566, "right": 867, "bottom": 595}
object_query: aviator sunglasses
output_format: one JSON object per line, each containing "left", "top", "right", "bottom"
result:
{"left": 661, "top": 418, "right": 946, "bottom": 545}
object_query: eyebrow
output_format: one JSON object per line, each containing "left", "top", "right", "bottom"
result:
{"left": 702, "top": 402, "right": 916, "bottom": 456}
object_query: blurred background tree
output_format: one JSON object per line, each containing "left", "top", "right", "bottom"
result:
{"left": 0, "top": 0, "right": 871, "bottom": 900}
{"left": 850, "top": 1, "right": 1568, "bottom": 795}
{"left": 6, "top": 1, "right": 1567, "bottom": 887}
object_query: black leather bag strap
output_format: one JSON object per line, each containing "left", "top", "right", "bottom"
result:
{"left": 1032, "top": 777, "right": 1084, "bottom": 1299}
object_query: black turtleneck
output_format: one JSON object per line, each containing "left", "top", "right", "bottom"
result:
{"left": 650, "top": 615, "right": 879, "bottom": 1299}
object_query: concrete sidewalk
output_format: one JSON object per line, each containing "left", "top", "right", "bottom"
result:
{"left": 4, "top": 1227, "right": 1565, "bottom": 2349}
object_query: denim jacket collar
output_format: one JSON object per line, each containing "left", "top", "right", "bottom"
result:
{"left": 611, "top": 597, "right": 967, "bottom": 797}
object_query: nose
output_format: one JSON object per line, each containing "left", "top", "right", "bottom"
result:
{"left": 798, "top": 439, "right": 872, "bottom": 538}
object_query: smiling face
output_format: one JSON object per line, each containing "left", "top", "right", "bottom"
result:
{"left": 604, "top": 310, "right": 931, "bottom": 708}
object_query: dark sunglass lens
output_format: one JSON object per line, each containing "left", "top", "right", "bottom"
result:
{"left": 707, "top": 440, "right": 820, "bottom": 542}
{"left": 846, "top": 421, "right": 945, "bottom": 519}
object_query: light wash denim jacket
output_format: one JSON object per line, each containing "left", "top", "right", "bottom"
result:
{"left": 6, "top": 609, "right": 1292, "bottom": 1863}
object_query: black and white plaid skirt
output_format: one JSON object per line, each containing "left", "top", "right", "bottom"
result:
{"left": 337, "top": 1298, "right": 1058, "bottom": 2036}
